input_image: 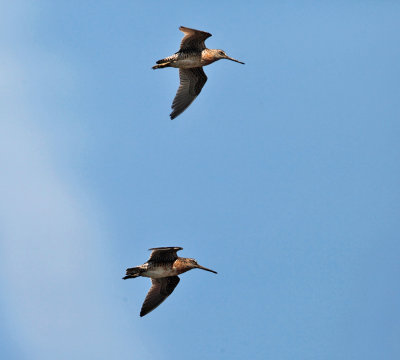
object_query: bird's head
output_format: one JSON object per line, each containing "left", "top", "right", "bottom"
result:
{"left": 186, "top": 258, "right": 218, "bottom": 274}
{"left": 214, "top": 49, "right": 245, "bottom": 64}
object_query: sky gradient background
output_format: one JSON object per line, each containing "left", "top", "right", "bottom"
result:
{"left": 1, "top": 1, "right": 400, "bottom": 359}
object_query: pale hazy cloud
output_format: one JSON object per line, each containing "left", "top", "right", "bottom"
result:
{"left": 0, "top": 4, "right": 149, "bottom": 359}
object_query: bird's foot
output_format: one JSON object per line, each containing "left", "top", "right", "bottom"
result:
{"left": 152, "top": 62, "right": 171, "bottom": 70}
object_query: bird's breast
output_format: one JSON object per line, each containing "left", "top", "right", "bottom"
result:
{"left": 199, "top": 50, "right": 220, "bottom": 66}
{"left": 172, "top": 259, "right": 192, "bottom": 275}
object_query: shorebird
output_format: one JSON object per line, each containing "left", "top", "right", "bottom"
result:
{"left": 123, "top": 247, "right": 217, "bottom": 317}
{"left": 152, "top": 26, "right": 245, "bottom": 120}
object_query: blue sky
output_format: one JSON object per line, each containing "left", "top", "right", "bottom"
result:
{"left": 1, "top": 1, "right": 399, "bottom": 359}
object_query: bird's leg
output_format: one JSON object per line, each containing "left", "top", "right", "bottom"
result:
{"left": 152, "top": 62, "right": 172, "bottom": 70}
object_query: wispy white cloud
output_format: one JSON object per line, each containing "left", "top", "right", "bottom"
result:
{"left": 0, "top": 4, "right": 149, "bottom": 360}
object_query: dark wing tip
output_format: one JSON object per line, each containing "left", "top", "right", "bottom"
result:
{"left": 179, "top": 26, "right": 212, "bottom": 37}
{"left": 148, "top": 246, "right": 183, "bottom": 251}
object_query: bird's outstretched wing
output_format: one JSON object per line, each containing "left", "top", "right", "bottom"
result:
{"left": 147, "top": 247, "right": 183, "bottom": 262}
{"left": 140, "top": 276, "right": 180, "bottom": 317}
{"left": 179, "top": 26, "right": 212, "bottom": 51}
{"left": 170, "top": 68, "right": 207, "bottom": 120}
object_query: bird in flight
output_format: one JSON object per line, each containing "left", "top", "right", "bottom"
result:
{"left": 123, "top": 247, "right": 217, "bottom": 317}
{"left": 152, "top": 26, "right": 244, "bottom": 120}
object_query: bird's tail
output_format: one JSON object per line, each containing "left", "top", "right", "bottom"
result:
{"left": 122, "top": 266, "right": 143, "bottom": 280}
{"left": 152, "top": 54, "right": 178, "bottom": 69}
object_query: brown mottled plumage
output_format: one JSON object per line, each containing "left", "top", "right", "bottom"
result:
{"left": 152, "top": 26, "right": 244, "bottom": 120}
{"left": 123, "top": 247, "right": 217, "bottom": 317}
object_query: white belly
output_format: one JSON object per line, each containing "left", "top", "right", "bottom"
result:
{"left": 142, "top": 266, "right": 177, "bottom": 278}
{"left": 170, "top": 58, "right": 202, "bottom": 69}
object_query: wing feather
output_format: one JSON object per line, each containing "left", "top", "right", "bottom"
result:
{"left": 179, "top": 26, "right": 212, "bottom": 51}
{"left": 170, "top": 68, "right": 207, "bottom": 120}
{"left": 147, "top": 247, "right": 183, "bottom": 262}
{"left": 140, "top": 276, "right": 180, "bottom": 316}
